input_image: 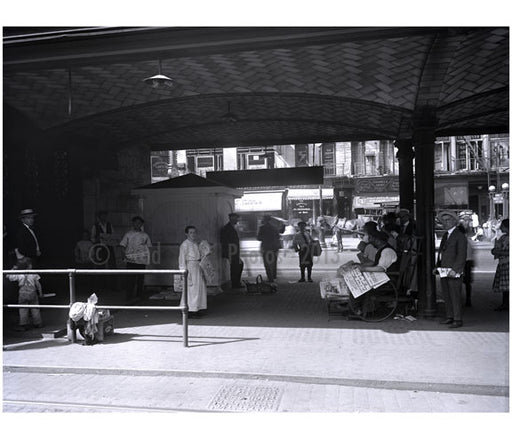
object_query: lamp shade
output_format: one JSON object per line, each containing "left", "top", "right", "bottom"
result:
{"left": 143, "top": 74, "right": 173, "bottom": 88}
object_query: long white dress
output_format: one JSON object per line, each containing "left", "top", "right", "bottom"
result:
{"left": 179, "top": 239, "right": 207, "bottom": 312}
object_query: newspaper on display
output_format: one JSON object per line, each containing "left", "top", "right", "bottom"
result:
{"left": 437, "top": 267, "right": 461, "bottom": 278}
{"left": 337, "top": 262, "right": 390, "bottom": 298}
{"left": 319, "top": 278, "right": 349, "bottom": 299}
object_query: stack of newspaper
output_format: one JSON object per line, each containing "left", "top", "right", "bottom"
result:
{"left": 319, "top": 278, "right": 349, "bottom": 299}
{"left": 337, "top": 262, "right": 390, "bottom": 298}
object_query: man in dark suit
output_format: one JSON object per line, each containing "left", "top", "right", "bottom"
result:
{"left": 435, "top": 210, "right": 467, "bottom": 328}
{"left": 15, "top": 208, "right": 41, "bottom": 267}
{"left": 220, "top": 213, "right": 243, "bottom": 288}
{"left": 257, "top": 215, "right": 281, "bottom": 283}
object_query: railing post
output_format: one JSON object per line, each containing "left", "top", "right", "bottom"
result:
{"left": 67, "top": 270, "right": 77, "bottom": 342}
{"left": 182, "top": 270, "right": 188, "bottom": 347}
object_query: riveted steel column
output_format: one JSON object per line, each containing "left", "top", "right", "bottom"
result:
{"left": 413, "top": 107, "right": 437, "bottom": 318}
{"left": 394, "top": 139, "right": 415, "bottom": 213}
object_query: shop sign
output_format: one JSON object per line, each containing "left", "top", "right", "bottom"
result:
{"left": 353, "top": 195, "right": 400, "bottom": 209}
{"left": 235, "top": 192, "right": 283, "bottom": 212}
{"left": 295, "top": 144, "right": 309, "bottom": 167}
{"left": 247, "top": 154, "right": 267, "bottom": 169}
{"left": 291, "top": 199, "right": 312, "bottom": 216}
{"left": 354, "top": 176, "right": 399, "bottom": 194}
{"left": 287, "top": 188, "right": 334, "bottom": 200}
{"left": 493, "top": 194, "right": 504, "bottom": 204}
{"left": 322, "top": 143, "right": 335, "bottom": 167}
{"left": 151, "top": 155, "right": 170, "bottom": 181}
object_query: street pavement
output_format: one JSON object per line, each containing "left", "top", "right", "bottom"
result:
{"left": 2, "top": 244, "right": 509, "bottom": 414}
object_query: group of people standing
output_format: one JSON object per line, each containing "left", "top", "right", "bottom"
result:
{"left": 5, "top": 205, "right": 509, "bottom": 331}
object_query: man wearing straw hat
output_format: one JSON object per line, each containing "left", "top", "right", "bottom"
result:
{"left": 14, "top": 208, "right": 41, "bottom": 267}
{"left": 435, "top": 210, "right": 467, "bottom": 329}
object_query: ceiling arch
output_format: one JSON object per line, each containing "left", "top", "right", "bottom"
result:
{"left": 3, "top": 27, "right": 509, "bottom": 150}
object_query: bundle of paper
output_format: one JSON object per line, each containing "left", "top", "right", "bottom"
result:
{"left": 437, "top": 267, "right": 461, "bottom": 278}
{"left": 320, "top": 278, "right": 349, "bottom": 299}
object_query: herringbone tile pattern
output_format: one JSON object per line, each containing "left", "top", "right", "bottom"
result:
{"left": 3, "top": 28, "right": 508, "bottom": 147}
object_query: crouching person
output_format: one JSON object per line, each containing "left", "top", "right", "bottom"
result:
{"left": 69, "top": 293, "right": 100, "bottom": 345}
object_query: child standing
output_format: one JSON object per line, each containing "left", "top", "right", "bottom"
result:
{"left": 7, "top": 258, "right": 43, "bottom": 331}
{"left": 74, "top": 230, "right": 94, "bottom": 268}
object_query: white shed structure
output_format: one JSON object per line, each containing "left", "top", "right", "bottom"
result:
{"left": 132, "top": 173, "right": 243, "bottom": 288}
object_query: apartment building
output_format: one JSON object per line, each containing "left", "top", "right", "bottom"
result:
{"left": 150, "top": 134, "right": 509, "bottom": 224}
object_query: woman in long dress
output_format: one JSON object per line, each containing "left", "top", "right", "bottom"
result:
{"left": 179, "top": 226, "right": 207, "bottom": 318}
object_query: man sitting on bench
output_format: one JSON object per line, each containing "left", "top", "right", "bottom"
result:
{"left": 360, "top": 230, "right": 399, "bottom": 273}
{"left": 349, "top": 230, "right": 399, "bottom": 317}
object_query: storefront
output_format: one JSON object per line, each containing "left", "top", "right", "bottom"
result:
{"left": 234, "top": 190, "right": 285, "bottom": 237}
{"left": 287, "top": 188, "right": 334, "bottom": 221}
{"left": 353, "top": 176, "right": 400, "bottom": 217}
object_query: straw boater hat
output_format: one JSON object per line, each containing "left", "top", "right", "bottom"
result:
{"left": 437, "top": 210, "right": 458, "bottom": 221}
{"left": 18, "top": 209, "right": 37, "bottom": 218}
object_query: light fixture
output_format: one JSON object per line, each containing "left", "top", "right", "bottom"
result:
{"left": 489, "top": 185, "right": 496, "bottom": 193}
{"left": 221, "top": 101, "right": 239, "bottom": 123}
{"left": 143, "top": 60, "right": 173, "bottom": 88}
{"left": 502, "top": 183, "right": 509, "bottom": 192}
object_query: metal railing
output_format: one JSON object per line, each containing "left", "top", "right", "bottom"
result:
{"left": 2, "top": 268, "right": 190, "bottom": 347}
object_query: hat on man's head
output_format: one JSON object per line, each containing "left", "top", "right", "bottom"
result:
{"left": 370, "top": 230, "right": 389, "bottom": 243}
{"left": 19, "top": 208, "right": 37, "bottom": 218}
{"left": 438, "top": 210, "right": 458, "bottom": 221}
{"left": 362, "top": 221, "right": 378, "bottom": 232}
{"left": 228, "top": 213, "right": 240, "bottom": 219}
{"left": 398, "top": 208, "right": 410, "bottom": 217}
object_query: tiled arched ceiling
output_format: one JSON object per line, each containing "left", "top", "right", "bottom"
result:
{"left": 3, "top": 27, "right": 509, "bottom": 149}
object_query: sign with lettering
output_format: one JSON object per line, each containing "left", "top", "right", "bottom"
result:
{"left": 354, "top": 177, "right": 400, "bottom": 194}
{"left": 151, "top": 155, "right": 170, "bottom": 181}
{"left": 291, "top": 200, "right": 312, "bottom": 217}
{"left": 295, "top": 144, "right": 309, "bottom": 167}
{"left": 353, "top": 195, "right": 400, "bottom": 208}
{"left": 322, "top": 143, "right": 335, "bottom": 167}
{"left": 235, "top": 192, "right": 283, "bottom": 212}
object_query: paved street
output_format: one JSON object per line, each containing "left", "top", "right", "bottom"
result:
{"left": 241, "top": 237, "right": 499, "bottom": 277}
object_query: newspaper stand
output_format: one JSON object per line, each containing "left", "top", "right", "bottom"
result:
{"left": 319, "top": 279, "right": 350, "bottom": 321}
{"left": 321, "top": 264, "right": 400, "bottom": 322}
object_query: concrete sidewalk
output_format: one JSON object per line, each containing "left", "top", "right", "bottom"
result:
{"left": 2, "top": 272, "right": 509, "bottom": 412}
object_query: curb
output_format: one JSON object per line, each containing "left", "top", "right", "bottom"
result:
{"left": 4, "top": 365, "right": 508, "bottom": 397}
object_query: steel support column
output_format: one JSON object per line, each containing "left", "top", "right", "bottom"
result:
{"left": 413, "top": 108, "right": 437, "bottom": 318}
{"left": 395, "top": 139, "right": 415, "bottom": 213}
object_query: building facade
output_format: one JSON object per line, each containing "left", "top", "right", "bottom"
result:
{"left": 150, "top": 134, "right": 509, "bottom": 227}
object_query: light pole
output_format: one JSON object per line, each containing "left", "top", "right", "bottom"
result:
{"left": 502, "top": 182, "right": 509, "bottom": 219}
{"left": 488, "top": 185, "right": 496, "bottom": 221}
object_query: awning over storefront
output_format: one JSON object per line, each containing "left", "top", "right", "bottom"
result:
{"left": 234, "top": 191, "right": 284, "bottom": 212}
{"left": 207, "top": 166, "right": 324, "bottom": 187}
{"left": 352, "top": 195, "right": 399, "bottom": 209}
{"left": 287, "top": 188, "right": 334, "bottom": 200}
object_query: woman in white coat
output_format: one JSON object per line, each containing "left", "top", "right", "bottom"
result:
{"left": 179, "top": 226, "right": 207, "bottom": 318}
